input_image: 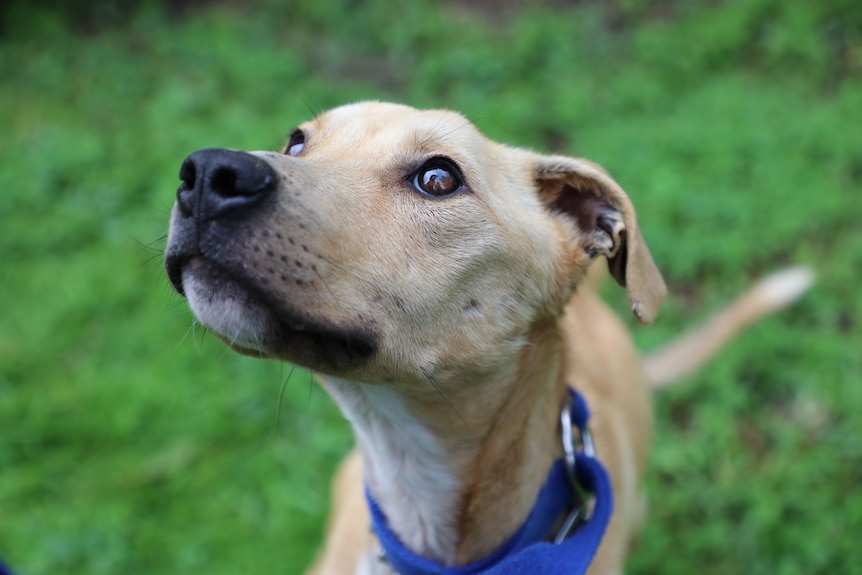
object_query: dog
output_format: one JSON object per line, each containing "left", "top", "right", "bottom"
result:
{"left": 164, "top": 101, "right": 813, "bottom": 574}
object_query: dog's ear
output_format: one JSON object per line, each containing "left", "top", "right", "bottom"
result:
{"left": 533, "top": 154, "right": 666, "bottom": 324}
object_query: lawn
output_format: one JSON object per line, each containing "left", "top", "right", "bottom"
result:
{"left": 1, "top": 1, "right": 860, "bottom": 573}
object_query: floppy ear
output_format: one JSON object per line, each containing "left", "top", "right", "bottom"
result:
{"left": 533, "top": 154, "right": 666, "bottom": 324}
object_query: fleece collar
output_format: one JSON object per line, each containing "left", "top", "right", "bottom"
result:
{"left": 366, "top": 388, "right": 613, "bottom": 575}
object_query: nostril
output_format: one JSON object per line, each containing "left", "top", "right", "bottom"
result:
{"left": 176, "top": 157, "right": 197, "bottom": 217}
{"left": 179, "top": 157, "right": 197, "bottom": 188}
{"left": 210, "top": 166, "right": 240, "bottom": 198}
{"left": 210, "top": 161, "right": 274, "bottom": 199}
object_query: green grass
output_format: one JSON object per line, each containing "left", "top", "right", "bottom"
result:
{"left": 1, "top": 1, "right": 860, "bottom": 573}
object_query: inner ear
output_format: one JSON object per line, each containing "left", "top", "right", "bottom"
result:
{"left": 548, "top": 185, "right": 629, "bottom": 286}
{"left": 532, "top": 154, "right": 666, "bottom": 324}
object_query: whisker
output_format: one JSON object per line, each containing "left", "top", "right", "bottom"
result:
{"left": 415, "top": 113, "right": 477, "bottom": 150}
{"left": 302, "top": 97, "right": 323, "bottom": 118}
{"left": 132, "top": 232, "right": 168, "bottom": 252}
{"left": 156, "top": 203, "right": 175, "bottom": 215}
{"left": 422, "top": 369, "right": 464, "bottom": 423}
{"left": 307, "top": 370, "right": 316, "bottom": 408}
{"left": 275, "top": 364, "right": 296, "bottom": 434}
{"left": 175, "top": 317, "right": 199, "bottom": 351}
{"left": 140, "top": 250, "right": 167, "bottom": 267}
{"left": 195, "top": 322, "right": 210, "bottom": 352}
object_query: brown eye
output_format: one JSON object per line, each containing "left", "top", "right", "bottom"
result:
{"left": 285, "top": 129, "right": 305, "bottom": 156}
{"left": 413, "top": 158, "right": 463, "bottom": 197}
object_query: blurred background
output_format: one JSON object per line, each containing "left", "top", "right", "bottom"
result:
{"left": 1, "top": 0, "right": 860, "bottom": 573}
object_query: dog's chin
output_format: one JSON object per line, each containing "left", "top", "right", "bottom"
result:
{"left": 175, "top": 257, "right": 378, "bottom": 372}
{"left": 182, "top": 265, "right": 275, "bottom": 357}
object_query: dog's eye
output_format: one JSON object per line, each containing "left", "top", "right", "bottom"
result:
{"left": 285, "top": 130, "right": 306, "bottom": 157}
{"left": 413, "top": 158, "right": 463, "bottom": 197}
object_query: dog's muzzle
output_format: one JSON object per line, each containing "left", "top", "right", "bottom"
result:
{"left": 163, "top": 148, "right": 379, "bottom": 371}
{"left": 165, "top": 148, "right": 277, "bottom": 294}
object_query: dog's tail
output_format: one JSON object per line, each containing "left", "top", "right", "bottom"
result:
{"left": 643, "top": 266, "right": 815, "bottom": 389}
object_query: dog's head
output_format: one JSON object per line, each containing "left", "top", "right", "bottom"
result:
{"left": 165, "top": 102, "right": 665, "bottom": 386}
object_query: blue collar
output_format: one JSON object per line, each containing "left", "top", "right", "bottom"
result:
{"left": 366, "top": 389, "right": 613, "bottom": 575}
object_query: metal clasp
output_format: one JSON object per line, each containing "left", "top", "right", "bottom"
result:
{"left": 554, "top": 392, "right": 596, "bottom": 543}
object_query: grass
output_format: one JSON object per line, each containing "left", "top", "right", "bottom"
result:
{"left": 1, "top": 1, "right": 860, "bottom": 573}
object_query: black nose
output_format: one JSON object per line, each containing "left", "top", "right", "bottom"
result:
{"left": 176, "top": 148, "right": 277, "bottom": 220}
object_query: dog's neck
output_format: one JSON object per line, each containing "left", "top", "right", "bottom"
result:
{"left": 322, "top": 320, "right": 568, "bottom": 566}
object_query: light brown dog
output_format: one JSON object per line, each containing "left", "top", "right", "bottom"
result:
{"left": 165, "top": 102, "right": 813, "bottom": 574}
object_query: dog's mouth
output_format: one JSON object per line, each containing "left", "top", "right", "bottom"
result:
{"left": 165, "top": 251, "right": 192, "bottom": 298}
{"left": 165, "top": 253, "right": 378, "bottom": 371}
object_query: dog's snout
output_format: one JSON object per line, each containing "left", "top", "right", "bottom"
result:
{"left": 176, "top": 148, "right": 277, "bottom": 220}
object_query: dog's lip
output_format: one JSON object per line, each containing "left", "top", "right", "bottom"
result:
{"left": 168, "top": 253, "right": 378, "bottom": 367}
{"left": 165, "top": 252, "right": 190, "bottom": 296}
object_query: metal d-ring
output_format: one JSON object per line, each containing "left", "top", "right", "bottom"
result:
{"left": 555, "top": 392, "right": 596, "bottom": 543}
{"left": 560, "top": 398, "right": 578, "bottom": 487}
